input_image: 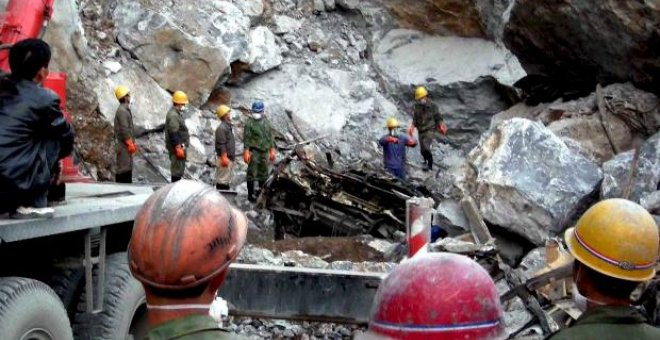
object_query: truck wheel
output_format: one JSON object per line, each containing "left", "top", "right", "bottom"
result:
{"left": 45, "top": 259, "right": 85, "bottom": 320}
{"left": 0, "top": 277, "right": 73, "bottom": 340}
{"left": 72, "top": 253, "right": 146, "bottom": 340}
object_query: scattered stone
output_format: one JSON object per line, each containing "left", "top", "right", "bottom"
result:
{"left": 272, "top": 15, "right": 302, "bottom": 35}
{"left": 601, "top": 150, "right": 635, "bottom": 200}
{"left": 336, "top": 0, "right": 359, "bottom": 10}
{"left": 281, "top": 250, "right": 330, "bottom": 269}
{"left": 433, "top": 199, "right": 470, "bottom": 236}
{"left": 244, "top": 26, "right": 283, "bottom": 73}
{"left": 102, "top": 60, "right": 122, "bottom": 74}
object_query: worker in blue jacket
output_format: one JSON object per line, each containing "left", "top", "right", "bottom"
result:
{"left": 379, "top": 118, "right": 417, "bottom": 180}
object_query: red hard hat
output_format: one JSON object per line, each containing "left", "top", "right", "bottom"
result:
{"left": 368, "top": 253, "right": 503, "bottom": 340}
{"left": 128, "top": 180, "right": 247, "bottom": 290}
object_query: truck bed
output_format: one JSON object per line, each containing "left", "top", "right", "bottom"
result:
{"left": 0, "top": 183, "right": 153, "bottom": 244}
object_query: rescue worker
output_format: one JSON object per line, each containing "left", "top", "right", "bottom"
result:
{"left": 407, "top": 86, "right": 447, "bottom": 172}
{"left": 379, "top": 118, "right": 417, "bottom": 180}
{"left": 215, "top": 105, "right": 235, "bottom": 190}
{"left": 165, "top": 91, "right": 190, "bottom": 183}
{"left": 547, "top": 199, "right": 660, "bottom": 339}
{"left": 113, "top": 85, "right": 136, "bottom": 183}
{"left": 243, "top": 101, "right": 276, "bottom": 202}
{"left": 0, "top": 39, "right": 74, "bottom": 219}
{"left": 363, "top": 252, "right": 503, "bottom": 339}
{"left": 128, "top": 180, "right": 248, "bottom": 339}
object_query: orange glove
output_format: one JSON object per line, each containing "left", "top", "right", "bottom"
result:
{"left": 438, "top": 122, "right": 448, "bottom": 135}
{"left": 269, "top": 148, "right": 276, "bottom": 162}
{"left": 243, "top": 150, "right": 251, "bottom": 164}
{"left": 385, "top": 136, "right": 399, "bottom": 144}
{"left": 407, "top": 124, "right": 415, "bottom": 137}
{"left": 220, "top": 153, "right": 230, "bottom": 168}
{"left": 125, "top": 139, "right": 137, "bottom": 155}
{"left": 174, "top": 144, "right": 185, "bottom": 160}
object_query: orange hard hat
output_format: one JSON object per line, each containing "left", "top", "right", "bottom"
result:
{"left": 128, "top": 180, "right": 248, "bottom": 290}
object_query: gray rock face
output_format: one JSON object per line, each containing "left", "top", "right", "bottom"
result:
{"left": 272, "top": 15, "right": 302, "bottom": 35}
{"left": 473, "top": 0, "right": 514, "bottom": 40}
{"left": 244, "top": 26, "right": 283, "bottom": 73}
{"left": 374, "top": 29, "right": 525, "bottom": 150}
{"left": 641, "top": 191, "right": 660, "bottom": 215}
{"left": 337, "top": 0, "right": 359, "bottom": 10}
{"left": 433, "top": 200, "right": 469, "bottom": 236}
{"left": 503, "top": 0, "right": 660, "bottom": 93}
{"left": 466, "top": 118, "right": 603, "bottom": 245}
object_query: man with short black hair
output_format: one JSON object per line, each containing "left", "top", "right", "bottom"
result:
{"left": 0, "top": 39, "right": 74, "bottom": 219}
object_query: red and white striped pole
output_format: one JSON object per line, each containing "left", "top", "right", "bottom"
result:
{"left": 406, "top": 197, "right": 434, "bottom": 258}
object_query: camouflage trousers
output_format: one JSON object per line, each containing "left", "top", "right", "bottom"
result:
{"left": 246, "top": 149, "right": 270, "bottom": 182}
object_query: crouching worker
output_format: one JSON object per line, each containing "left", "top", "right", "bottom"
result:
{"left": 361, "top": 252, "right": 504, "bottom": 340}
{"left": 0, "top": 39, "right": 74, "bottom": 219}
{"left": 128, "top": 180, "right": 249, "bottom": 339}
{"left": 379, "top": 118, "right": 416, "bottom": 180}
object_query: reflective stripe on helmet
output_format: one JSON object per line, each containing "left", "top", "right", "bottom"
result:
{"left": 371, "top": 319, "right": 501, "bottom": 332}
{"left": 574, "top": 228, "right": 656, "bottom": 270}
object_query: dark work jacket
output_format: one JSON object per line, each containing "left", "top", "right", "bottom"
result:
{"left": 0, "top": 77, "right": 74, "bottom": 193}
{"left": 215, "top": 121, "right": 235, "bottom": 161}
{"left": 546, "top": 305, "right": 660, "bottom": 340}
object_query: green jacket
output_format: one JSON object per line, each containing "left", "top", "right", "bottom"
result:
{"left": 546, "top": 306, "right": 660, "bottom": 340}
{"left": 143, "top": 315, "right": 247, "bottom": 340}
{"left": 243, "top": 118, "right": 274, "bottom": 152}
{"left": 165, "top": 107, "right": 190, "bottom": 150}
{"left": 114, "top": 103, "right": 134, "bottom": 174}
{"left": 215, "top": 121, "right": 235, "bottom": 161}
{"left": 412, "top": 101, "right": 443, "bottom": 134}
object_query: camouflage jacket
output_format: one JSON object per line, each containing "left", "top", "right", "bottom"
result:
{"left": 412, "top": 101, "right": 443, "bottom": 134}
{"left": 243, "top": 118, "right": 274, "bottom": 152}
{"left": 143, "top": 315, "right": 248, "bottom": 340}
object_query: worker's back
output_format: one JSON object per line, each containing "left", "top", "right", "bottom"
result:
{"left": 143, "top": 315, "right": 248, "bottom": 340}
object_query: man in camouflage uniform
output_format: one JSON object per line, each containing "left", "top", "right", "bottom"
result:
{"left": 113, "top": 86, "right": 136, "bottom": 183}
{"left": 215, "top": 105, "right": 235, "bottom": 190}
{"left": 165, "top": 91, "right": 190, "bottom": 183}
{"left": 407, "top": 86, "right": 446, "bottom": 172}
{"left": 243, "top": 101, "right": 276, "bottom": 202}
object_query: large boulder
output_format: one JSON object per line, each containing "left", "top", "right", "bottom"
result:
{"left": 42, "top": 0, "right": 87, "bottom": 82}
{"left": 464, "top": 118, "right": 603, "bottom": 245}
{"left": 244, "top": 26, "right": 283, "bottom": 73}
{"left": 374, "top": 29, "right": 525, "bottom": 150}
{"left": 387, "top": 0, "right": 486, "bottom": 37}
{"left": 601, "top": 150, "right": 635, "bottom": 200}
{"left": 503, "top": 0, "right": 660, "bottom": 94}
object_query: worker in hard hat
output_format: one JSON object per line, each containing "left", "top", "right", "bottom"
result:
{"left": 243, "top": 101, "right": 276, "bottom": 202}
{"left": 128, "top": 180, "right": 248, "bottom": 339}
{"left": 165, "top": 91, "right": 190, "bottom": 183}
{"left": 113, "top": 86, "right": 136, "bottom": 183}
{"left": 407, "top": 86, "right": 447, "bottom": 172}
{"left": 379, "top": 118, "right": 417, "bottom": 180}
{"left": 215, "top": 105, "right": 235, "bottom": 190}
{"left": 361, "top": 252, "right": 503, "bottom": 340}
{"left": 0, "top": 38, "right": 74, "bottom": 219}
{"left": 547, "top": 199, "right": 660, "bottom": 339}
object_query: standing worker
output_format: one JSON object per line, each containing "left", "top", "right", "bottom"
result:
{"left": 128, "top": 180, "right": 249, "bottom": 339}
{"left": 243, "top": 101, "right": 276, "bottom": 203}
{"left": 165, "top": 91, "right": 190, "bottom": 183}
{"left": 547, "top": 199, "right": 660, "bottom": 339}
{"left": 0, "top": 39, "right": 74, "bottom": 219}
{"left": 215, "top": 105, "right": 235, "bottom": 190}
{"left": 407, "top": 86, "right": 447, "bottom": 172}
{"left": 113, "top": 85, "right": 136, "bottom": 183}
{"left": 379, "top": 118, "right": 417, "bottom": 180}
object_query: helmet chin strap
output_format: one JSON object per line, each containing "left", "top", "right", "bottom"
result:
{"left": 147, "top": 303, "right": 212, "bottom": 311}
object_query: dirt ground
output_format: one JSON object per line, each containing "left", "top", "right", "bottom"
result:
{"left": 253, "top": 236, "right": 386, "bottom": 262}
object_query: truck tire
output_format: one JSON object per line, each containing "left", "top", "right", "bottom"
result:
{"left": 72, "top": 252, "right": 146, "bottom": 340}
{"left": 0, "top": 277, "right": 73, "bottom": 340}
{"left": 45, "top": 259, "right": 85, "bottom": 320}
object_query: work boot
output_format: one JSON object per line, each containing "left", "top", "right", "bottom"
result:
{"left": 216, "top": 183, "right": 230, "bottom": 190}
{"left": 11, "top": 206, "right": 55, "bottom": 219}
{"left": 247, "top": 181, "right": 256, "bottom": 203}
{"left": 171, "top": 176, "right": 182, "bottom": 183}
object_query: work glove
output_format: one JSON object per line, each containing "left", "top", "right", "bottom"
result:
{"left": 385, "top": 136, "right": 399, "bottom": 144}
{"left": 243, "top": 150, "right": 251, "bottom": 164}
{"left": 220, "top": 153, "right": 230, "bottom": 168}
{"left": 438, "top": 122, "right": 448, "bottom": 135}
{"left": 174, "top": 144, "right": 185, "bottom": 160}
{"left": 269, "top": 148, "right": 276, "bottom": 163}
{"left": 125, "top": 139, "right": 137, "bottom": 155}
{"left": 407, "top": 124, "right": 415, "bottom": 137}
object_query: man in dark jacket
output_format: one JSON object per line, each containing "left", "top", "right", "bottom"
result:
{"left": 407, "top": 86, "right": 446, "bottom": 172}
{"left": 113, "top": 85, "right": 136, "bottom": 183}
{"left": 0, "top": 39, "right": 74, "bottom": 219}
{"left": 215, "top": 105, "right": 235, "bottom": 190}
{"left": 165, "top": 91, "right": 190, "bottom": 183}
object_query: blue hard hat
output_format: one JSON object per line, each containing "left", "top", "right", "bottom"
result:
{"left": 252, "top": 101, "right": 265, "bottom": 113}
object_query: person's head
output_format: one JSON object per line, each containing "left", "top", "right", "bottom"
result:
{"left": 172, "top": 91, "right": 189, "bottom": 111}
{"left": 128, "top": 180, "right": 248, "bottom": 323}
{"left": 115, "top": 85, "right": 131, "bottom": 105}
{"left": 251, "top": 101, "right": 265, "bottom": 120}
{"left": 385, "top": 118, "right": 399, "bottom": 132}
{"left": 367, "top": 253, "right": 504, "bottom": 340}
{"left": 9, "top": 38, "right": 51, "bottom": 83}
{"left": 565, "top": 199, "right": 659, "bottom": 310}
{"left": 414, "top": 86, "right": 428, "bottom": 103}
{"left": 216, "top": 105, "right": 231, "bottom": 122}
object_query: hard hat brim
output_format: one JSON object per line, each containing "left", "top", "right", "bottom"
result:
{"left": 565, "top": 227, "right": 656, "bottom": 282}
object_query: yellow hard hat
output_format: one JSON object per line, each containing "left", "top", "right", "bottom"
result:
{"left": 172, "top": 91, "right": 189, "bottom": 105}
{"left": 565, "top": 199, "right": 659, "bottom": 282}
{"left": 415, "top": 86, "right": 428, "bottom": 101}
{"left": 386, "top": 118, "right": 400, "bottom": 129}
{"left": 115, "top": 85, "right": 130, "bottom": 101}
{"left": 216, "top": 105, "right": 231, "bottom": 118}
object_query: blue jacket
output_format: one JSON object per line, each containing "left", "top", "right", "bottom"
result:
{"left": 379, "top": 133, "right": 416, "bottom": 170}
